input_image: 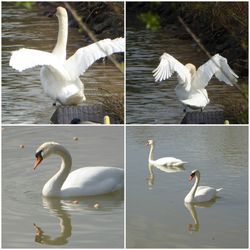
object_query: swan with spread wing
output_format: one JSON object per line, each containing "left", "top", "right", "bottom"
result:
{"left": 153, "top": 53, "right": 238, "bottom": 111}
{"left": 9, "top": 7, "right": 125, "bottom": 105}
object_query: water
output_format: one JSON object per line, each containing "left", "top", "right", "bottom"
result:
{"left": 126, "top": 126, "right": 248, "bottom": 248}
{"left": 126, "top": 21, "right": 247, "bottom": 124}
{"left": 2, "top": 126, "right": 124, "bottom": 248}
{"left": 2, "top": 2, "right": 123, "bottom": 124}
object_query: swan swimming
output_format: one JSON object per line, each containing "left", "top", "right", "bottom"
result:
{"left": 34, "top": 142, "right": 124, "bottom": 197}
{"left": 153, "top": 53, "right": 239, "bottom": 111}
{"left": 184, "top": 170, "right": 222, "bottom": 203}
{"left": 146, "top": 139, "right": 187, "bottom": 167}
{"left": 9, "top": 6, "right": 125, "bottom": 105}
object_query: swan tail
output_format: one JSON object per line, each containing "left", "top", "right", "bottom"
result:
{"left": 172, "top": 161, "right": 187, "bottom": 167}
{"left": 216, "top": 188, "right": 223, "bottom": 193}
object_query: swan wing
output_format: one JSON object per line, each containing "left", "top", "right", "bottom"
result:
{"left": 65, "top": 37, "right": 125, "bottom": 78}
{"left": 153, "top": 53, "right": 191, "bottom": 90}
{"left": 153, "top": 157, "right": 186, "bottom": 166}
{"left": 61, "top": 166, "right": 124, "bottom": 196}
{"left": 195, "top": 54, "right": 239, "bottom": 88}
{"left": 194, "top": 186, "right": 218, "bottom": 202}
{"left": 9, "top": 48, "right": 67, "bottom": 75}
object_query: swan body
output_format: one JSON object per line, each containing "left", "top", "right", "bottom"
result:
{"left": 9, "top": 7, "right": 125, "bottom": 105}
{"left": 184, "top": 170, "right": 222, "bottom": 203}
{"left": 153, "top": 53, "right": 239, "bottom": 111}
{"left": 146, "top": 139, "right": 187, "bottom": 167}
{"left": 34, "top": 142, "right": 124, "bottom": 197}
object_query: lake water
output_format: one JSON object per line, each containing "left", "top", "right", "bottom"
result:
{"left": 126, "top": 126, "right": 248, "bottom": 248}
{"left": 2, "top": 126, "right": 124, "bottom": 248}
{"left": 2, "top": 2, "right": 123, "bottom": 124}
{"left": 126, "top": 20, "right": 247, "bottom": 124}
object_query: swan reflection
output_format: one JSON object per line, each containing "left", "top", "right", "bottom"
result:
{"left": 33, "top": 190, "right": 123, "bottom": 245}
{"left": 147, "top": 163, "right": 185, "bottom": 188}
{"left": 184, "top": 199, "right": 217, "bottom": 232}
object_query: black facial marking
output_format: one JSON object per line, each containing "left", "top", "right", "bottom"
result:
{"left": 190, "top": 172, "right": 196, "bottom": 178}
{"left": 35, "top": 150, "right": 43, "bottom": 159}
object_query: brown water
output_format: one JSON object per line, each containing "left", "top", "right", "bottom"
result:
{"left": 2, "top": 3, "right": 123, "bottom": 124}
{"left": 126, "top": 126, "right": 248, "bottom": 248}
{"left": 2, "top": 126, "right": 124, "bottom": 248}
{"left": 126, "top": 20, "right": 247, "bottom": 124}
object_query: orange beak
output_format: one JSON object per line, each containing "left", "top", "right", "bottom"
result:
{"left": 34, "top": 155, "right": 43, "bottom": 170}
{"left": 189, "top": 175, "right": 193, "bottom": 181}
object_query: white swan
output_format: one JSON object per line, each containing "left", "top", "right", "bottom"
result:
{"left": 153, "top": 53, "right": 239, "bottom": 111}
{"left": 9, "top": 6, "right": 125, "bottom": 105}
{"left": 184, "top": 170, "right": 222, "bottom": 203}
{"left": 146, "top": 139, "right": 187, "bottom": 167}
{"left": 34, "top": 142, "right": 124, "bottom": 197}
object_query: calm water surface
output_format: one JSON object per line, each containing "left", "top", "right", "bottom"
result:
{"left": 126, "top": 126, "right": 248, "bottom": 248}
{"left": 2, "top": 126, "right": 124, "bottom": 248}
{"left": 126, "top": 20, "right": 247, "bottom": 124}
{"left": 2, "top": 3, "right": 123, "bottom": 124}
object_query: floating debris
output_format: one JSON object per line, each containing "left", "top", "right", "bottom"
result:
{"left": 73, "top": 137, "right": 79, "bottom": 141}
{"left": 94, "top": 203, "right": 100, "bottom": 209}
{"left": 19, "top": 144, "right": 25, "bottom": 149}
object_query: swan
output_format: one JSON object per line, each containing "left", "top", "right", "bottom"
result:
{"left": 34, "top": 142, "right": 124, "bottom": 197}
{"left": 146, "top": 139, "right": 187, "bottom": 167}
{"left": 9, "top": 6, "right": 125, "bottom": 105}
{"left": 184, "top": 170, "right": 222, "bottom": 203}
{"left": 153, "top": 53, "right": 239, "bottom": 111}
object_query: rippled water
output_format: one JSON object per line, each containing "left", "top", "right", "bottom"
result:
{"left": 126, "top": 126, "right": 248, "bottom": 248}
{"left": 126, "top": 21, "right": 247, "bottom": 124}
{"left": 2, "top": 126, "right": 124, "bottom": 248}
{"left": 2, "top": 3, "right": 123, "bottom": 124}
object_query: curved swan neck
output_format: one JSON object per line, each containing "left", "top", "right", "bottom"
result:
{"left": 148, "top": 144, "right": 154, "bottom": 162}
{"left": 185, "top": 174, "right": 200, "bottom": 202}
{"left": 52, "top": 10, "right": 68, "bottom": 60}
{"left": 43, "top": 145, "right": 72, "bottom": 197}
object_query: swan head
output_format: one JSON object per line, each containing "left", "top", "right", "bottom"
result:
{"left": 185, "top": 63, "right": 196, "bottom": 77}
{"left": 146, "top": 139, "right": 154, "bottom": 146}
{"left": 189, "top": 169, "right": 200, "bottom": 181}
{"left": 56, "top": 6, "right": 68, "bottom": 19}
{"left": 34, "top": 142, "right": 61, "bottom": 169}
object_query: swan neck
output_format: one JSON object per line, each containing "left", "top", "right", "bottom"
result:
{"left": 43, "top": 145, "right": 72, "bottom": 197}
{"left": 190, "top": 175, "right": 200, "bottom": 199}
{"left": 148, "top": 144, "right": 154, "bottom": 162}
{"left": 52, "top": 13, "right": 68, "bottom": 60}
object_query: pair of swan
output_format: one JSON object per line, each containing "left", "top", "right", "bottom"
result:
{"left": 34, "top": 142, "right": 124, "bottom": 197}
{"left": 146, "top": 139, "right": 222, "bottom": 203}
{"left": 9, "top": 6, "right": 125, "bottom": 105}
{"left": 153, "top": 53, "right": 239, "bottom": 111}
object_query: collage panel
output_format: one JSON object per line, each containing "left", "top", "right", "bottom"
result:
{"left": 2, "top": 2, "right": 124, "bottom": 124}
{"left": 126, "top": 2, "right": 248, "bottom": 124}
{"left": 126, "top": 126, "right": 248, "bottom": 248}
{"left": 2, "top": 126, "right": 124, "bottom": 248}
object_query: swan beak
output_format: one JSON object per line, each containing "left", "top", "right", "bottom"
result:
{"left": 34, "top": 155, "right": 43, "bottom": 170}
{"left": 189, "top": 175, "right": 193, "bottom": 181}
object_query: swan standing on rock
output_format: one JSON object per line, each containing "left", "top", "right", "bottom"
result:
{"left": 153, "top": 53, "right": 239, "bottom": 111}
{"left": 34, "top": 142, "right": 124, "bottom": 197}
{"left": 146, "top": 139, "right": 187, "bottom": 167}
{"left": 184, "top": 170, "right": 222, "bottom": 203}
{"left": 9, "top": 7, "right": 125, "bottom": 105}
